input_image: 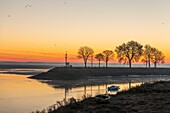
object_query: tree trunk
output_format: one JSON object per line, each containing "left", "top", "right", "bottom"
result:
{"left": 91, "top": 56, "right": 93, "bottom": 67}
{"left": 148, "top": 57, "right": 151, "bottom": 68}
{"left": 154, "top": 62, "right": 157, "bottom": 68}
{"left": 84, "top": 61, "right": 87, "bottom": 68}
{"left": 99, "top": 60, "right": 100, "bottom": 67}
{"left": 146, "top": 57, "right": 148, "bottom": 68}
{"left": 129, "top": 59, "right": 132, "bottom": 68}
{"left": 106, "top": 60, "right": 108, "bottom": 68}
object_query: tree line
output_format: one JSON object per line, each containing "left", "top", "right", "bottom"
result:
{"left": 77, "top": 40, "right": 165, "bottom": 68}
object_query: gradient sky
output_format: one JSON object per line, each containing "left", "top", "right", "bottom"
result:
{"left": 1, "top": 0, "right": 170, "bottom": 63}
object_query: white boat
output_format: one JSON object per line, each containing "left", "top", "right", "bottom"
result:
{"left": 94, "top": 94, "right": 110, "bottom": 103}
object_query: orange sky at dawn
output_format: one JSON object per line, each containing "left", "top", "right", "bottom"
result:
{"left": 1, "top": 0, "right": 170, "bottom": 63}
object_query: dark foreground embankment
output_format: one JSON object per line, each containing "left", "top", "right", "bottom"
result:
{"left": 39, "top": 81, "right": 170, "bottom": 113}
{"left": 30, "top": 67, "right": 170, "bottom": 80}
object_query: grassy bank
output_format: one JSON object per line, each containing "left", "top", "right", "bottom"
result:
{"left": 35, "top": 81, "right": 170, "bottom": 113}
{"left": 29, "top": 67, "right": 170, "bottom": 88}
{"left": 30, "top": 67, "right": 170, "bottom": 80}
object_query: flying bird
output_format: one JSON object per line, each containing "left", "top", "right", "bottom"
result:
{"left": 25, "top": 4, "right": 32, "bottom": 8}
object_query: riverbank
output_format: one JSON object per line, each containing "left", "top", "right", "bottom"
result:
{"left": 30, "top": 67, "right": 170, "bottom": 88}
{"left": 41, "top": 81, "right": 170, "bottom": 113}
{"left": 30, "top": 67, "right": 170, "bottom": 80}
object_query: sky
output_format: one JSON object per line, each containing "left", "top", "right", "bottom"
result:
{"left": 1, "top": 0, "right": 170, "bottom": 63}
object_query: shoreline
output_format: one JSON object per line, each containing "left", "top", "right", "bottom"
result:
{"left": 39, "top": 75, "right": 170, "bottom": 89}
{"left": 30, "top": 67, "right": 170, "bottom": 80}
{"left": 36, "top": 81, "right": 170, "bottom": 113}
{"left": 29, "top": 67, "right": 170, "bottom": 112}
{"left": 29, "top": 67, "right": 170, "bottom": 88}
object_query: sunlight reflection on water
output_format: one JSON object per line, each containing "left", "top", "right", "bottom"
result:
{"left": 0, "top": 73, "right": 142, "bottom": 113}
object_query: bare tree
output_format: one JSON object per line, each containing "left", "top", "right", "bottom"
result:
{"left": 151, "top": 48, "right": 165, "bottom": 68}
{"left": 90, "top": 50, "right": 94, "bottom": 67}
{"left": 141, "top": 56, "right": 148, "bottom": 68}
{"left": 115, "top": 40, "right": 143, "bottom": 68}
{"left": 95, "top": 53, "right": 104, "bottom": 67}
{"left": 77, "top": 46, "right": 94, "bottom": 68}
{"left": 142, "top": 44, "right": 153, "bottom": 68}
{"left": 102, "top": 50, "right": 114, "bottom": 68}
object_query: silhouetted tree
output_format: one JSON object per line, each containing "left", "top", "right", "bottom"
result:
{"left": 89, "top": 51, "right": 94, "bottom": 67}
{"left": 151, "top": 48, "right": 165, "bottom": 68}
{"left": 102, "top": 50, "right": 114, "bottom": 68}
{"left": 115, "top": 40, "right": 143, "bottom": 68}
{"left": 141, "top": 56, "right": 148, "bottom": 68}
{"left": 95, "top": 53, "right": 104, "bottom": 67}
{"left": 142, "top": 44, "right": 153, "bottom": 68}
{"left": 77, "top": 46, "right": 94, "bottom": 68}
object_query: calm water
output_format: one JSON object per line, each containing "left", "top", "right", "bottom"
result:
{"left": 0, "top": 64, "right": 170, "bottom": 113}
{"left": 0, "top": 73, "right": 144, "bottom": 113}
{"left": 1, "top": 62, "right": 170, "bottom": 68}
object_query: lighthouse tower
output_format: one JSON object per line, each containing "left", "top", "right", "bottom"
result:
{"left": 65, "top": 51, "right": 68, "bottom": 67}
{"left": 65, "top": 51, "right": 70, "bottom": 67}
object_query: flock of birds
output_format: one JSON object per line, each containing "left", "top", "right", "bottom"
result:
{"left": 7, "top": 3, "right": 32, "bottom": 18}
{"left": 25, "top": 4, "right": 32, "bottom": 8}
{"left": 7, "top": 1, "right": 166, "bottom": 25}
{"left": 7, "top": 1, "right": 68, "bottom": 18}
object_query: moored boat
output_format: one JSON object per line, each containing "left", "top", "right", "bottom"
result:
{"left": 94, "top": 94, "right": 110, "bottom": 103}
{"left": 108, "top": 85, "right": 120, "bottom": 91}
